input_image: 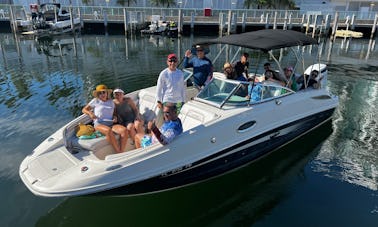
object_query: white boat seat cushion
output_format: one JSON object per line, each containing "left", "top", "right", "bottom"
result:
{"left": 76, "top": 136, "right": 109, "bottom": 151}
{"left": 138, "top": 89, "right": 158, "bottom": 122}
{"left": 179, "top": 103, "right": 218, "bottom": 131}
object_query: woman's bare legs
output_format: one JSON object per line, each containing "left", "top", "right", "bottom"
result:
{"left": 126, "top": 122, "right": 137, "bottom": 143}
{"left": 95, "top": 124, "right": 123, "bottom": 153}
{"left": 112, "top": 124, "right": 128, "bottom": 153}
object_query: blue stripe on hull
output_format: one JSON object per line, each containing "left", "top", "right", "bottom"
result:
{"left": 98, "top": 108, "right": 335, "bottom": 196}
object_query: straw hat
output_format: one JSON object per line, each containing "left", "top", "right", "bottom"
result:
{"left": 92, "top": 84, "right": 112, "bottom": 97}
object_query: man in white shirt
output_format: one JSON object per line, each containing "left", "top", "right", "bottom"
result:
{"left": 156, "top": 54, "right": 185, "bottom": 126}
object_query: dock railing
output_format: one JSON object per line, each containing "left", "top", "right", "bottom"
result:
{"left": 1, "top": 4, "right": 377, "bottom": 36}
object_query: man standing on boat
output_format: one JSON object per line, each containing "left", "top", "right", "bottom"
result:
{"left": 156, "top": 53, "right": 185, "bottom": 127}
{"left": 183, "top": 45, "right": 213, "bottom": 88}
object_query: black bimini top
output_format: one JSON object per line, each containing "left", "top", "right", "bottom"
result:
{"left": 196, "top": 29, "right": 318, "bottom": 52}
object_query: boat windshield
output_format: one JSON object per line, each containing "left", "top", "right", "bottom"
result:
{"left": 195, "top": 76, "right": 294, "bottom": 108}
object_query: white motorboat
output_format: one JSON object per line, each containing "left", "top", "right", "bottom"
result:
{"left": 20, "top": 3, "right": 81, "bottom": 36}
{"left": 19, "top": 29, "right": 339, "bottom": 197}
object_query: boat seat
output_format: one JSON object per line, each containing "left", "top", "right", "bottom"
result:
{"left": 138, "top": 88, "right": 158, "bottom": 122}
{"left": 75, "top": 136, "right": 109, "bottom": 151}
{"left": 179, "top": 103, "right": 218, "bottom": 131}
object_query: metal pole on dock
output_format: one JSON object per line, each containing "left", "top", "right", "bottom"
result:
{"left": 283, "top": 11, "right": 288, "bottom": 30}
{"left": 78, "top": 7, "right": 83, "bottom": 29}
{"left": 178, "top": 9, "right": 182, "bottom": 35}
{"left": 9, "top": 5, "right": 17, "bottom": 33}
{"left": 305, "top": 14, "right": 310, "bottom": 34}
{"left": 69, "top": 6, "right": 74, "bottom": 34}
{"left": 371, "top": 13, "right": 378, "bottom": 39}
{"left": 219, "top": 13, "right": 224, "bottom": 36}
{"left": 227, "top": 10, "right": 232, "bottom": 35}
{"left": 331, "top": 11, "right": 339, "bottom": 39}
{"left": 241, "top": 13, "right": 246, "bottom": 33}
{"left": 123, "top": 8, "right": 128, "bottom": 35}
{"left": 190, "top": 12, "right": 194, "bottom": 33}
{"left": 351, "top": 14, "right": 356, "bottom": 30}
{"left": 312, "top": 14, "right": 318, "bottom": 37}
{"left": 273, "top": 11, "right": 277, "bottom": 29}
{"left": 265, "top": 13, "right": 269, "bottom": 29}
{"left": 324, "top": 14, "right": 331, "bottom": 36}
{"left": 104, "top": 9, "right": 108, "bottom": 32}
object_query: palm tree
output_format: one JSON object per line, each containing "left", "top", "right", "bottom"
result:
{"left": 149, "top": 0, "right": 176, "bottom": 8}
{"left": 244, "top": 0, "right": 295, "bottom": 9}
{"left": 117, "top": 0, "right": 137, "bottom": 7}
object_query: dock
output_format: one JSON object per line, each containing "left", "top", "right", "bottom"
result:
{"left": 0, "top": 5, "right": 377, "bottom": 38}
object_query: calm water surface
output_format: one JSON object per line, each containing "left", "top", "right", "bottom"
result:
{"left": 0, "top": 33, "right": 377, "bottom": 227}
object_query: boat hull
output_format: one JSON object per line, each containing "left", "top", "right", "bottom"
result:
{"left": 98, "top": 108, "right": 335, "bottom": 196}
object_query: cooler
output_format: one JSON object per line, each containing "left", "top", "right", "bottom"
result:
{"left": 204, "top": 8, "right": 212, "bottom": 17}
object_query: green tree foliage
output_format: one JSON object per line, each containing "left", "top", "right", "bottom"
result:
{"left": 149, "top": 0, "right": 176, "bottom": 7}
{"left": 244, "top": 0, "right": 295, "bottom": 9}
{"left": 117, "top": 0, "right": 137, "bottom": 7}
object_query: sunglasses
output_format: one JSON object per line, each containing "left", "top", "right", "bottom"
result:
{"left": 98, "top": 91, "right": 107, "bottom": 95}
{"left": 163, "top": 111, "right": 171, "bottom": 115}
{"left": 168, "top": 59, "right": 177, "bottom": 63}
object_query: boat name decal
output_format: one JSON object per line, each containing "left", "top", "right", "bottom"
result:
{"left": 161, "top": 163, "right": 192, "bottom": 177}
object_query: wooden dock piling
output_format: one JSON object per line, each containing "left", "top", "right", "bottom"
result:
{"left": 331, "top": 11, "right": 339, "bottom": 38}
{"left": 371, "top": 13, "right": 378, "bottom": 39}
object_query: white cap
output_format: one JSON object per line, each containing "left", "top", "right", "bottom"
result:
{"left": 113, "top": 88, "right": 124, "bottom": 94}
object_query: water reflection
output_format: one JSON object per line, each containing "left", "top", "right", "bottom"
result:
{"left": 35, "top": 121, "right": 333, "bottom": 227}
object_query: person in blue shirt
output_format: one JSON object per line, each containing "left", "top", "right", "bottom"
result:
{"left": 183, "top": 45, "right": 213, "bottom": 88}
{"left": 134, "top": 103, "right": 183, "bottom": 148}
{"left": 246, "top": 76, "right": 263, "bottom": 103}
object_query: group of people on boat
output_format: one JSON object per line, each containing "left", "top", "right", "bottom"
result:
{"left": 81, "top": 43, "right": 322, "bottom": 154}
{"left": 82, "top": 53, "right": 186, "bottom": 153}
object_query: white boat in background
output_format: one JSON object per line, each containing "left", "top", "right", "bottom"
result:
{"left": 335, "top": 29, "right": 363, "bottom": 38}
{"left": 19, "top": 29, "right": 338, "bottom": 197}
{"left": 20, "top": 3, "right": 81, "bottom": 36}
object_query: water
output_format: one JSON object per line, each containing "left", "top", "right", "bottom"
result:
{"left": 0, "top": 33, "right": 378, "bottom": 227}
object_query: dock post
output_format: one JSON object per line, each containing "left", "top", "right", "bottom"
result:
{"left": 242, "top": 12, "right": 246, "bottom": 33}
{"left": 123, "top": 8, "right": 128, "bottom": 35}
{"left": 227, "top": 10, "right": 232, "bottom": 35}
{"left": 190, "top": 12, "right": 194, "bottom": 34}
{"left": 370, "top": 13, "right": 378, "bottom": 39}
{"left": 9, "top": 5, "right": 17, "bottom": 33}
{"left": 265, "top": 13, "right": 269, "bottom": 29}
{"left": 331, "top": 11, "right": 339, "bottom": 39}
{"left": 178, "top": 9, "right": 182, "bottom": 35}
{"left": 69, "top": 6, "right": 74, "bottom": 34}
{"left": 104, "top": 9, "right": 108, "bottom": 32}
{"left": 351, "top": 14, "right": 356, "bottom": 30}
{"left": 219, "top": 12, "right": 224, "bottom": 36}
{"left": 312, "top": 14, "right": 318, "bottom": 37}
{"left": 305, "top": 14, "right": 310, "bottom": 34}
{"left": 273, "top": 11, "right": 277, "bottom": 29}
{"left": 283, "top": 11, "right": 288, "bottom": 30}
{"left": 78, "top": 7, "right": 83, "bottom": 29}
{"left": 288, "top": 12, "right": 293, "bottom": 30}
{"left": 324, "top": 14, "right": 331, "bottom": 36}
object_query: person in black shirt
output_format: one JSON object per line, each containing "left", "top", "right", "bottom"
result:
{"left": 233, "top": 52, "right": 249, "bottom": 81}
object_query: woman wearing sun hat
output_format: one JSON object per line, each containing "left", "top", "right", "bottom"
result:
{"left": 82, "top": 84, "right": 128, "bottom": 153}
